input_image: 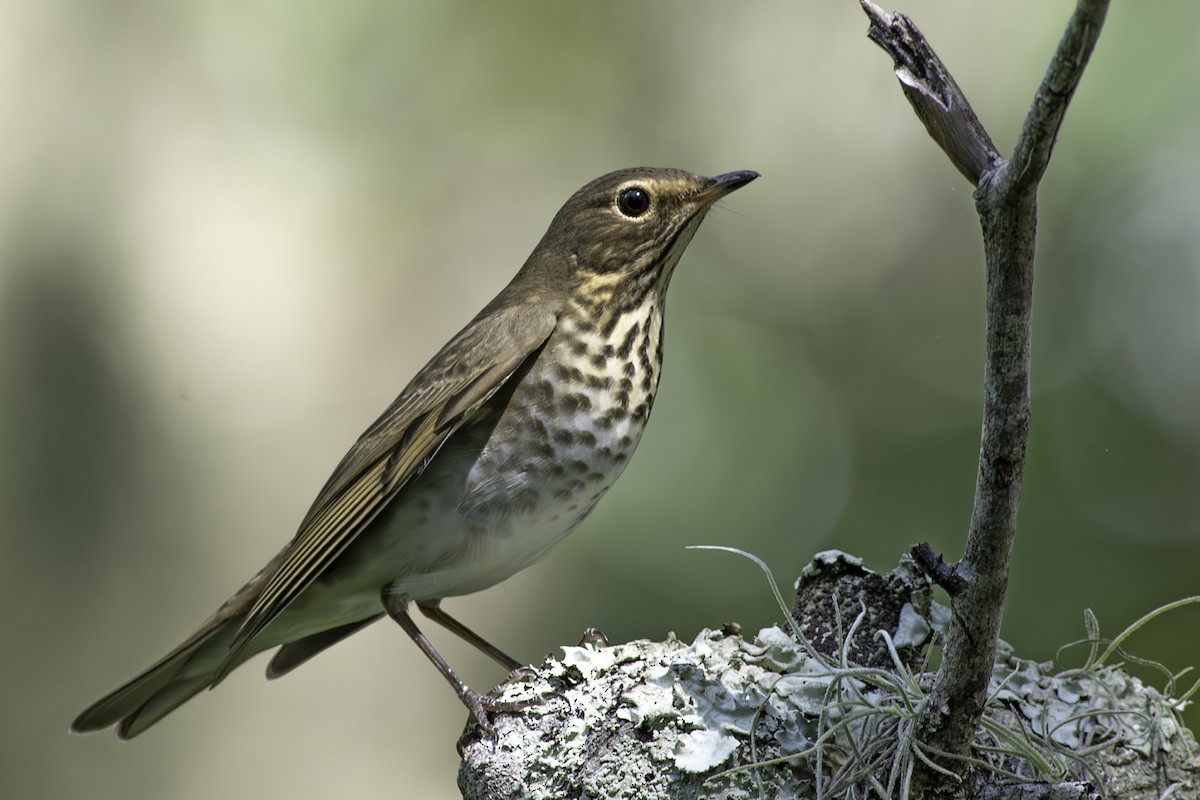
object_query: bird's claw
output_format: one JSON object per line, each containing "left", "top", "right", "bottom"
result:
{"left": 577, "top": 627, "right": 609, "bottom": 647}
{"left": 497, "top": 664, "right": 539, "bottom": 686}
{"left": 456, "top": 685, "right": 565, "bottom": 755}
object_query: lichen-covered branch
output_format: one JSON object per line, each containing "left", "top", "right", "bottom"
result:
{"left": 458, "top": 554, "right": 1197, "bottom": 799}
{"left": 857, "top": 1, "right": 1112, "bottom": 796}
{"left": 460, "top": 3, "right": 1129, "bottom": 797}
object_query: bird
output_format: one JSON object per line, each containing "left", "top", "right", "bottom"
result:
{"left": 71, "top": 166, "right": 759, "bottom": 739}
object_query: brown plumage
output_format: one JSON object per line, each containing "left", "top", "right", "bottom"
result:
{"left": 71, "top": 167, "right": 758, "bottom": 739}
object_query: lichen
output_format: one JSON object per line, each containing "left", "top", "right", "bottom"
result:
{"left": 458, "top": 553, "right": 1199, "bottom": 800}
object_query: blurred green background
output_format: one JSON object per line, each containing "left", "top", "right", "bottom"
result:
{"left": 4, "top": 1, "right": 1198, "bottom": 798}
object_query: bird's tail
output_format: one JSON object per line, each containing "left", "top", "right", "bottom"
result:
{"left": 71, "top": 612, "right": 248, "bottom": 739}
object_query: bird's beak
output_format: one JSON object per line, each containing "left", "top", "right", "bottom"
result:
{"left": 693, "top": 170, "right": 760, "bottom": 204}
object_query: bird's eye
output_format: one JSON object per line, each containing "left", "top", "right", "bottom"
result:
{"left": 616, "top": 186, "right": 652, "bottom": 218}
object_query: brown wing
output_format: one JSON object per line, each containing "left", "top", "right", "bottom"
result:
{"left": 217, "top": 304, "right": 558, "bottom": 673}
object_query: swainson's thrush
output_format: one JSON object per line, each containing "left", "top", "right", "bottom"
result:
{"left": 72, "top": 167, "right": 758, "bottom": 738}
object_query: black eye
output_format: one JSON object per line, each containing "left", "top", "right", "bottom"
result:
{"left": 616, "top": 186, "right": 652, "bottom": 218}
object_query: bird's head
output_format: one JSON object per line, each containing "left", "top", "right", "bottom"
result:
{"left": 492, "top": 168, "right": 757, "bottom": 316}
{"left": 561, "top": 167, "right": 758, "bottom": 283}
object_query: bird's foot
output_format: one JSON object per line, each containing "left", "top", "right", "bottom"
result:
{"left": 456, "top": 682, "right": 564, "bottom": 755}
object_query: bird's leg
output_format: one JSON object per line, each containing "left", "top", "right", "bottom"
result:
{"left": 416, "top": 600, "right": 522, "bottom": 672}
{"left": 381, "top": 591, "right": 539, "bottom": 736}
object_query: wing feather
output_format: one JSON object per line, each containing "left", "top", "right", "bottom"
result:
{"left": 218, "top": 305, "right": 557, "bottom": 673}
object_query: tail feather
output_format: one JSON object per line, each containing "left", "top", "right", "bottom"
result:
{"left": 266, "top": 614, "right": 382, "bottom": 679}
{"left": 73, "top": 552, "right": 296, "bottom": 737}
{"left": 71, "top": 616, "right": 242, "bottom": 738}
{"left": 116, "top": 673, "right": 220, "bottom": 739}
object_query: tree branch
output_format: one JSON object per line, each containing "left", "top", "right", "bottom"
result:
{"left": 1004, "top": 0, "right": 1111, "bottom": 194}
{"left": 858, "top": 1, "right": 1112, "bottom": 796}
{"left": 458, "top": 4, "right": 1139, "bottom": 797}
{"left": 858, "top": 0, "right": 1001, "bottom": 184}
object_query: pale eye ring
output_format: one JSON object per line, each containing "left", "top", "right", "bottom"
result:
{"left": 616, "top": 186, "right": 652, "bottom": 218}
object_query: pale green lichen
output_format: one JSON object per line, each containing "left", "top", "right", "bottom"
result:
{"left": 459, "top": 627, "right": 825, "bottom": 799}
{"left": 458, "top": 557, "right": 1199, "bottom": 800}
{"left": 990, "top": 641, "right": 1190, "bottom": 761}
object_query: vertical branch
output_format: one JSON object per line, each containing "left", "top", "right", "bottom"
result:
{"left": 858, "top": 1, "right": 1111, "bottom": 795}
